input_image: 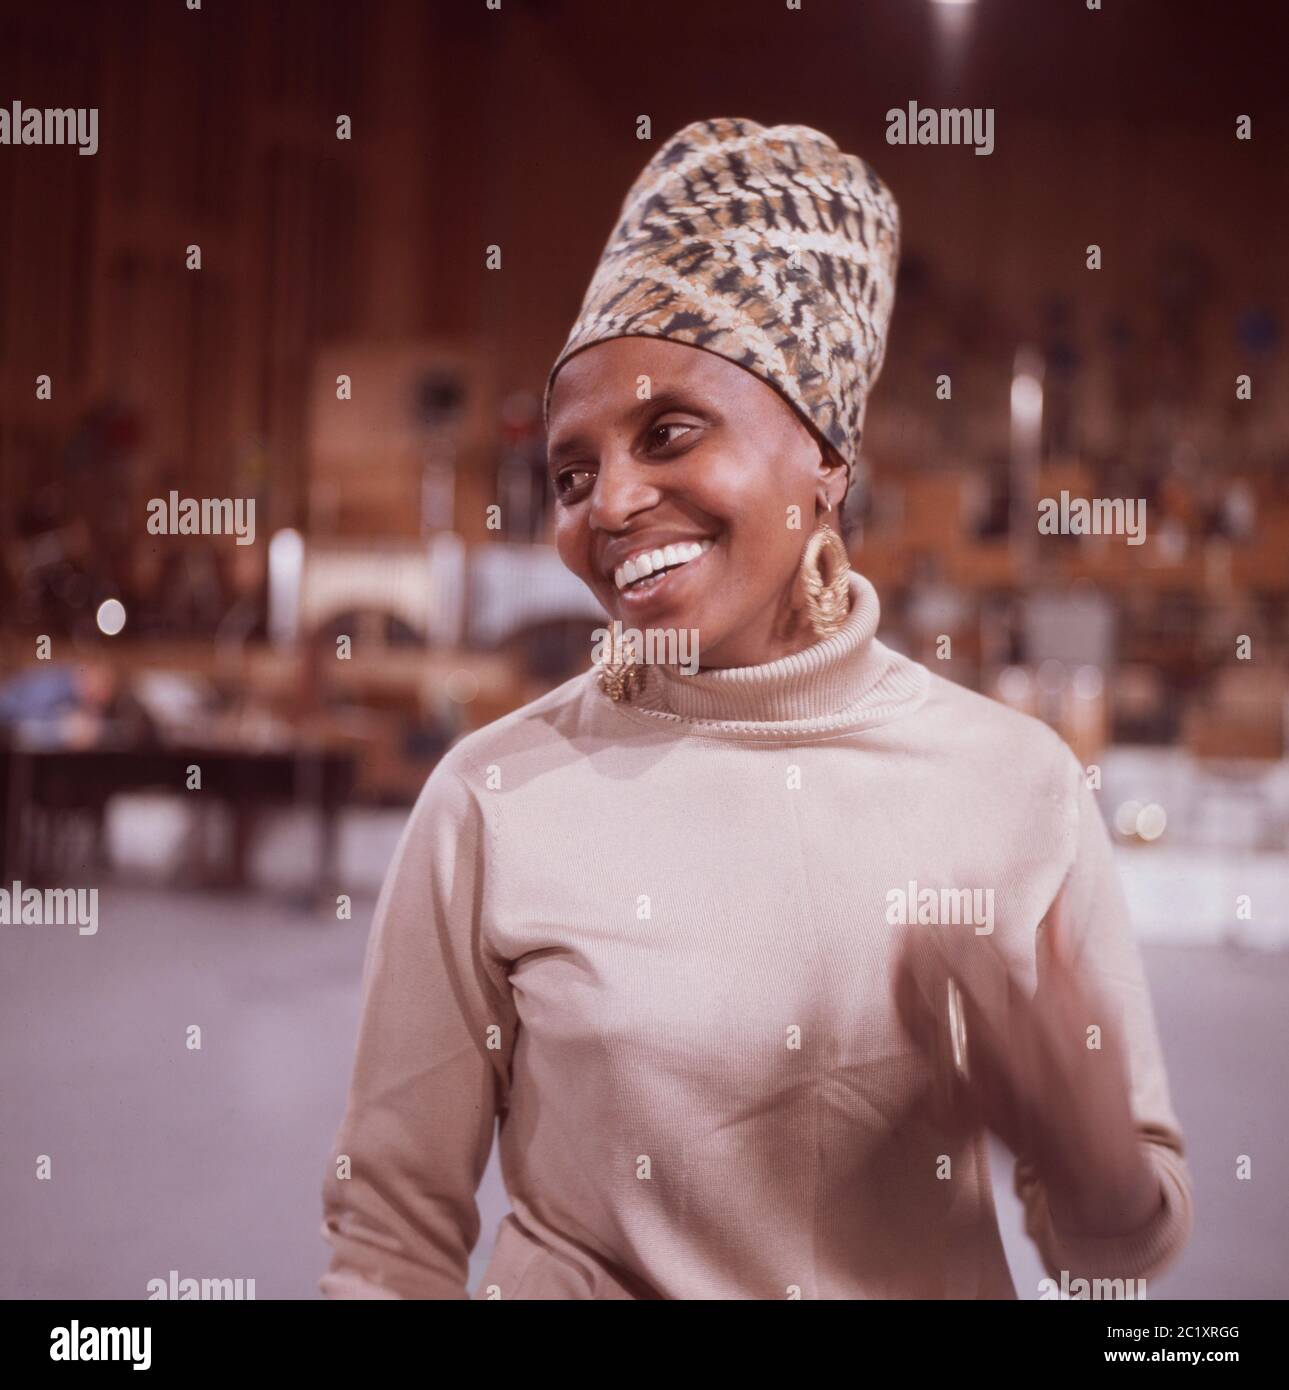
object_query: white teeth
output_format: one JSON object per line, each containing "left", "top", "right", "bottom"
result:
{"left": 613, "top": 538, "right": 716, "bottom": 590}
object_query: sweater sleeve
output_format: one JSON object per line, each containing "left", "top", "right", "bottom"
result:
{"left": 1013, "top": 755, "right": 1195, "bottom": 1287}
{"left": 319, "top": 748, "right": 515, "bottom": 1299}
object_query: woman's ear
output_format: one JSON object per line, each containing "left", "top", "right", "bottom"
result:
{"left": 816, "top": 443, "right": 849, "bottom": 515}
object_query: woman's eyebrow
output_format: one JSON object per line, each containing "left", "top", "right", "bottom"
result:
{"left": 547, "top": 433, "right": 592, "bottom": 465}
{"left": 547, "top": 390, "right": 710, "bottom": 463}
{"left": 636, "top": 388, "right": 708, "bottom": 420}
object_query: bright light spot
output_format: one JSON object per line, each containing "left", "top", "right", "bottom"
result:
{"left": 1073, "top": 665, "right": 1104, "bottom": 700}
{"left": 444, "top": 669, "right": 479, "bottom": 704}
{"left": 1136, "top": 803, "right": 1167, "bottom": 841}
{"left": 1011, "top": 375, "right": 1043, "bottom": 416}
{"left": 1010, "top": 347, "right": 1044, "bottom": 445}
{"left": 96, "top": 598, "right": 126, "bottom": 636}
{"left": 997, "top": 666, "right": 1031, "bottom": 704}
{"left": 1010, "top": 373, "right": 1043, "bottom": 428}
{"left": 1115, "top": 800, "right": 1143, "bottom": 837}
{"left": 1037, "top": 659, "right": 1066, "bottom": 695}
{"left": 268, "top": 528, "right": 305, "bottom": 645}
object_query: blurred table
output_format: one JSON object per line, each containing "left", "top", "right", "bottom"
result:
{"left": 0, "top": 742, "right": 356, "bottom": 896}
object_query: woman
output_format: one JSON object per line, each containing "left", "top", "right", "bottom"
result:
{"left": 320, "top": 117, "right": 1193, "bottom": 1299}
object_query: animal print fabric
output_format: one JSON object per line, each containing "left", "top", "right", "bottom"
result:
{"left": 544, "top": 117, "right": 901, "bottom": 485}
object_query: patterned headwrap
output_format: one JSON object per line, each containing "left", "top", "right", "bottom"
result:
{"left": 544, "top": 116, "right": 901, "bottom": 497}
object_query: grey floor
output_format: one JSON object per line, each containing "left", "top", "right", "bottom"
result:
{"left": 2, "top": 868, "right": 1286, "bottom": 1300}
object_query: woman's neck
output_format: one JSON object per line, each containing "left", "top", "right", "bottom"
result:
{"left": 620, "top": 571, "right": 929, "bottom": 735}
{"left": 696, "top": 587, "right": 851, "bottom": 671}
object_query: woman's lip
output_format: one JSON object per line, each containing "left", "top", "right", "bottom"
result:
{"left": 610, "top": 539, "right": 714, "bottom": 592}
{"left": 613, "top": 539, "right": 717, "bottom": 614}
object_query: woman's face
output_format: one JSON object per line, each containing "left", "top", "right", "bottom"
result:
{"left": 546, "top": 337, "right": 846, "bottom": 669}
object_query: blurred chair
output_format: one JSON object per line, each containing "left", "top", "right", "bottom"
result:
{"left": 497, "top": 615, "right": 602, "bottom": 701}
{"left": 281, "top": 533, "right": 466, "bottom": 648}
{"left": 466, "top": 542, "right": 603, "bottom": 648}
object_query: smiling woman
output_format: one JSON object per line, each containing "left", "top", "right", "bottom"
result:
{"left": 319, "top": 116, "right": 1194, "bottom": 1301}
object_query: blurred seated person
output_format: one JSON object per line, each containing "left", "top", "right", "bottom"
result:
{"left": 0, "top": 661, "right": 151, "bottom": 750}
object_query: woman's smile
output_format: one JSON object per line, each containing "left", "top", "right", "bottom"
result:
{"left": 612, "top": 537, "right": 716, "bottom": 616}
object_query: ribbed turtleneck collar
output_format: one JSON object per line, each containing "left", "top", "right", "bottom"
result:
{"left": 611, "top": 571, "right": 929, "bottom": 739}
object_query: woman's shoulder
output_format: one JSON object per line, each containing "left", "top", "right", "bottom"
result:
{"left": 422, "top": 666, "right": 603, "bottom": 789}
{"left": 915, "top": 666, "right": 1084, "bottom": 792}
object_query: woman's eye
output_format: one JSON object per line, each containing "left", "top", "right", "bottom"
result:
{"left": 555, "top": 467, "right": 594, "bottom": 497}
{"left": 648, "top": 421, "right": 697, "bottom": 451}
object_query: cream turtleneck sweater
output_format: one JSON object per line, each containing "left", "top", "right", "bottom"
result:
{"left": 320, "top": 571, "right": 1193, "bottom": 1299}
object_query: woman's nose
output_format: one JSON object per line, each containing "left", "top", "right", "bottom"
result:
{"left": 588, "top": 452, "right": 660, "bottom": 532}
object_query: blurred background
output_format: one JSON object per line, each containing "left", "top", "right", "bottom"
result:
{"left": 1, "top": 0, "right": 1287, "bottom": 1299}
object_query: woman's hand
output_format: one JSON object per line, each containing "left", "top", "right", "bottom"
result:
{"left": 893, "top": 920, "right": 1163, "bottom": 1239}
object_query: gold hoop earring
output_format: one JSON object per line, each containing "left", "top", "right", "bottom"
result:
{"left": 596, "top": 621, "right": 645, "bottom": 703}
{"left": 797, "top": 521, "right": 851, "bottom": 638}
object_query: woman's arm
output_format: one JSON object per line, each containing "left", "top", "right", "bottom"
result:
{"left": 1010, "top": 763, "right": 1194, "bottom": 1284}
{"left": 894, "top": 749, "right": 1195, "bottom": 1287}
{"left": 319, "top": 749, "right": 515, "bottom": 1299}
